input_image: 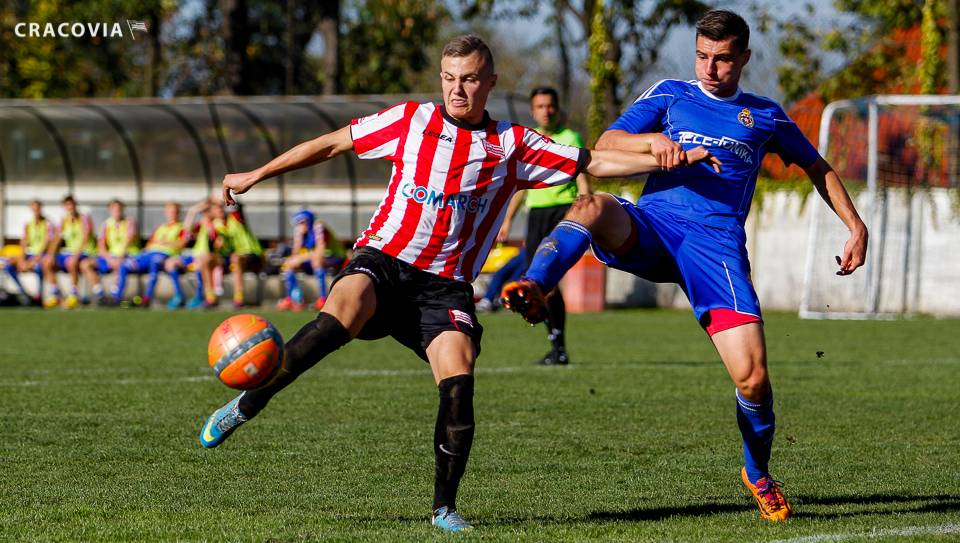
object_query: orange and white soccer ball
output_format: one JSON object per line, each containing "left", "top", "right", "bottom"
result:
{"left": 208, "top": 314, "right": 284, "bottom": 390}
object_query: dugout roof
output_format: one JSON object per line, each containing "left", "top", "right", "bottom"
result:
{"left": 0, "top": 94, "right": 534, "bottom": 241}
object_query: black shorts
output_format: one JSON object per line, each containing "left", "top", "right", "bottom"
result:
{"left": 525, "top": 204, "right": 571, "bottom": 264}
{"left": 331, "top": 247, "right": 483, "bottom": 362}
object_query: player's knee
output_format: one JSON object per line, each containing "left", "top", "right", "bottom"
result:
{"left": 736, "top": 372, "right": 770, "bottom": 402}
{"left": 566, "top": 194, "right": 607, "bottom": 229}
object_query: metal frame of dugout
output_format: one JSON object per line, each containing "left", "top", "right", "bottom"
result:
{"left": 0, "top": 93, "right": 533, "bottom": 245}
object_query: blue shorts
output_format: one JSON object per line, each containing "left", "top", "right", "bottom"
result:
{"left": 289, "top": 255, "right": 345, "bottom": 275}
{"left": 96, "top": 255, "right": 142, "bottom": 274}
{"left": 591, "top": 197, "right": 762, "bottom": 324}
{"left": 129, "top": 251, "right": 170, "bottom": 272}
{"left": 55, "top": 253, "right": 89, "bottom": 271}
{"left": 23, "top": 254, "right": 43, "bottom": 273}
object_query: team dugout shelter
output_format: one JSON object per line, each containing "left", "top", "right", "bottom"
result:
{"left": 0, "top": 94, "right": 536, "bottom": 246}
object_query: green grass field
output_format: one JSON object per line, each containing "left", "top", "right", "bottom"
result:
{"left": 2, "top": 308, "right": 959, "bottom": 542}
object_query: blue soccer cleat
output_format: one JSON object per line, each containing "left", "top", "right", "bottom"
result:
{"left": 166, "top": 294, "right": 184, "bottom": 310}
{"left": 199, "top": 394, "right": 250, "bottom": 448}
{"left": 431, "top": 506, "right": 472, "bottom": 533}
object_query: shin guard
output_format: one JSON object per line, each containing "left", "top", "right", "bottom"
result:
{"left": 433, "top": 374, "right": 476, "bottom": 511}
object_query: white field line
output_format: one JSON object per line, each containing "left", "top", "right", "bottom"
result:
{"left": 5, "top": 356, "right": 959, "bottom": 387}
{"left": 766, "top": 523, "right": 960, "bottom": 543}
{"left": 1, "top": 361, "right": 704, "bottom": 387}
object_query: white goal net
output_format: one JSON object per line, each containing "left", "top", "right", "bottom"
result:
{"left": 800, "top": 95, "right": 960, "bottom": 319}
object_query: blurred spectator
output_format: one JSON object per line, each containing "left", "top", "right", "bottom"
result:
{"left": 42, "top": 195, "right": 98, "bottom": 309}
{"left": 88, "top": 199, "right": 139, "bottom": 304}
{"left": 276, "top": 209, "right": 346, "bottom": 311}
{"left": 1, "top": 199, "right": 52, "bottom": 302}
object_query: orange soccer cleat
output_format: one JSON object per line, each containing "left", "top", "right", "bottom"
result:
{"left": 741, "top": 467, "right": 793, "bottom": 521}
{"left": 500, "top": 279, "right": 547, "bottom": 324}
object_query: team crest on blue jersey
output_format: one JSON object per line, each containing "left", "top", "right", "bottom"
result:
{"left": 738, "top": 108, "right": 755, "bottom": 128}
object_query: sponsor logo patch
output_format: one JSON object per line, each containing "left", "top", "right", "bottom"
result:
{"left": 481, "top": 139, "right": 504, "bottom": 157}
{"left": 423, "top": 129, "right": 454, "bottom": 143}
{"left": 400, "top": 183, "right": 489, "bottom": 213}
{"left": 449, "top": 309, "right": 473, "bottom": 330}
{"left": 677, "top": 130, "right": 755, "bottom": 164}
{"left": 351, "top": 266, "right": 379, "bottom": 284}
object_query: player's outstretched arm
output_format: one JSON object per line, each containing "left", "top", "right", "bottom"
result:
{"left": 804, "top": 157, "right": 868, "bottom": 276}
{"left": 222, "top": 126, "right": 354, "bottom": 205}
{"left": 597, "top": 131, "right": 691, "bottom": 170}
{"left": 583, "top": 145, "right": 721, "bottom": 178}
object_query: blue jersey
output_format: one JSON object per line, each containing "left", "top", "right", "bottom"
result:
{"left": 609, "top": 79, "right": 819, "bottom": 227}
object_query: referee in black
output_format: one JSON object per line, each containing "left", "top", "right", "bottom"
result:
{"left": 498, "top": 87, "right": 592, "bottom": 365}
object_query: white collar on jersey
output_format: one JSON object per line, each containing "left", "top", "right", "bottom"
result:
{"left": 696, "top": 81, "right": 742, "bottom": 102}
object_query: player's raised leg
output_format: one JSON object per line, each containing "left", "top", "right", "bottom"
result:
{"left": 502, "top": 193, "right": 633, "bottom": 323}
{"left": 711, "top": 322, "right": 791, "bottom": 521}
{"left": 426, "top": 331, "right": 476, "bottom": 533}
{"left": 199, "top": 274, "right": 375, "bottom": 448}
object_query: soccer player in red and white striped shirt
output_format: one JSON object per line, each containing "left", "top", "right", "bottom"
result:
{"left": 199, "top": 34, "right": 719, "bottom": 532}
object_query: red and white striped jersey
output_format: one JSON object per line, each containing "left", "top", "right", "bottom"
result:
{"left": 350, "top": 101, "right": 586, "bottom": 282}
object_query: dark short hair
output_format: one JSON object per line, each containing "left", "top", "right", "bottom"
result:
{"left": 529, "top": 86, "right": 559, "bottom": 104}
{"left": 62, "top": 195, "right": 75, "bottom": 204}
{"left": 109, "top": 198, "right": 123, "bottom": 207}
{"left": 441, "top": 35, "right": 495, "bottom": 73}
{"left": 696, "top": 9, "right": 750, "bottom": 52}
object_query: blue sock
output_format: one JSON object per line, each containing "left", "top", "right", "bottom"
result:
{"left": 314, "top": 268, "right": 327, "bottom": 298}
{"left": 113, "top": 258, "right": 140, "bottom": 302}
{"left": 34, "top": 264, "right": 43, "bottom": 299}
{"left": 144, "top": 258, "right": 163, "bottom": 300}
{"left": 116, "top": 264, "right": 132, "bottom": 300}
{"left": 169, "top": 268, "right": 184, "bottom": 299}
{"left": 524, "top": 220, "right": 592, "bottom": 292}
{"left": 736, "top": 389, "right": 776, "bottom": 483}
{"left": 4, "top": 265, "right": 28, "bottom": 296}
{"left": 193, "top": 271, "right": 204, "bottom": 300}
{"left": 283, "top": 271, "right": 302, "bottom": 303}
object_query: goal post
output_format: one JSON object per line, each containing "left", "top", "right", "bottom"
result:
{"left": 799, "top": 94, "right": 960, "bottom": 319}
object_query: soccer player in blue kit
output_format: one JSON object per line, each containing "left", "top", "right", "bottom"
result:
{"left": 502, "top": 10, "right": 868, "bottom": 521}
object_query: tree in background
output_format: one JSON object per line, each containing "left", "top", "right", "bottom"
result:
{"left": 462, "top": 0, "right": 707, "bottom": 126}
{"left": 340, "top": 0, "right": 447, "bottom": 94}
{"left": 777, "top": 0, "right": 951, "bottom": 103}
{"left": 586, "top": 0, "right": 616, "bottom": 144}
{"left": 1, "top": 0, "right": 447, "bottom": 98}
{"left": 167, "top": 0, "right": 335, "bottom": 96}
{"left": 0, "top": 0, "right": 174, "bottom": 98}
